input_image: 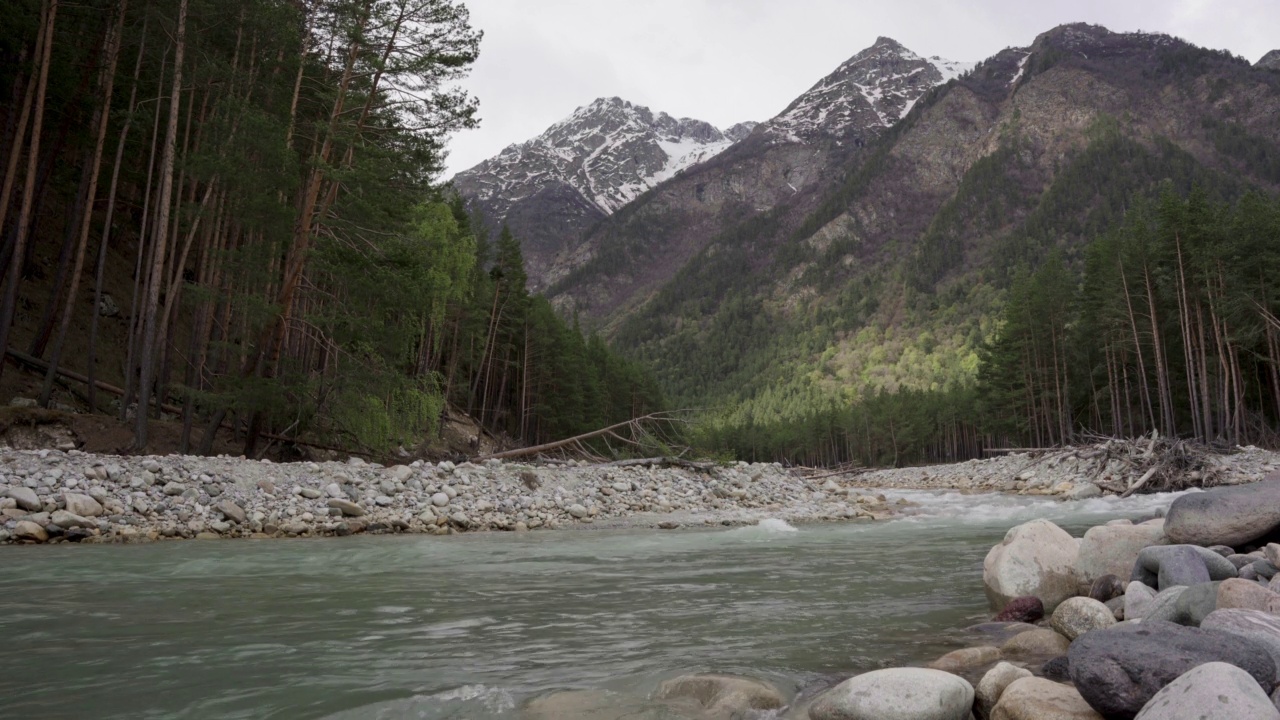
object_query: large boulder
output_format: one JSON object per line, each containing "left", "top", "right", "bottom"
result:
{"left": 653, "top": 673, "right": 783, "bottom": 718}
{"left": 1051, "top": 597, "right": 1117, "bottom": 640}
{"left": 992, "top": 677, "right": 1103, "bottom": 720}
{"left": 1132, "top": 545, "right": 1237, "bottom": 589}
{"left": 984, "top": 519, "right": 1080, "bottom": 612}
{"left": 808, "top": 668, "right": 973, "bottom": 720}
{"left": 1077, "top": 522, "right": 1168, "bottom": 584}
{"left": 1134, "top": 662, "right": 1280, "bottom": 720}
{"left": 1164, "top": 477, "right": 1280, "bottom": 547}
{"left": 1068, "top": 621, "right": 1276, "bottom": 719}
{"left": 976, "top": 662, "right": 1033, "bottom": 720}
{"left": 1203, "top": 609, "right": 1280, "bottom": 680}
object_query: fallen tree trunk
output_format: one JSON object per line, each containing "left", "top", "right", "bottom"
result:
{"left": 606, "top": 456, "right": 717, "bottom": 472}
{"left": 471, "top": 411, "right": 688, "bottom": 462}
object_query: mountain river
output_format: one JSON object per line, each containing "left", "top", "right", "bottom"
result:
{"left": 0, "top": 488, "right": 1185, "bottom": 719}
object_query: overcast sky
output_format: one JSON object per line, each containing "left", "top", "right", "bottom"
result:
{"left": 441, "top": 0, "right": 1280, "bottom": 178}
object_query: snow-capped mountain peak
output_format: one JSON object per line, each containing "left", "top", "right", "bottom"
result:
{"left": 454, "top": 98, "right": 753, "bottom": 217}
{"left": 764, "top": 37, "right": 973, "bottom": 143}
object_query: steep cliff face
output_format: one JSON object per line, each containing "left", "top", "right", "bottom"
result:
{"left": 451, "top": 98, "right": 754, "bottom": 282}
{"left": 542, "top": 37, "right": 973, "bottom": 318}
{"left": 597, "top": 24, "right": 1280, "bottom": 413}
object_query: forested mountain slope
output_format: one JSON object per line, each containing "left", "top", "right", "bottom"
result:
{"left": 560, "top": 24, "right": 1280, "bottom": 454}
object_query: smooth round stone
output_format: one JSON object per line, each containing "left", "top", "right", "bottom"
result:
{"left": 1133, "top": 545, "right": 1235, "bottom": 589}
{"left": 976, "top": 662, "right": 1032, "bottom": 720}
{"left": 431, "top": 492, "right": 450, "bottom": 507}
{"left": 992, "top": 677, "right": 1102, "bottom": 720}
{"left": 1068, "top": 620, "right": 1277, "bottom": 718}
{"left": 1165, "top": 476, "right": 1280, "bottom": 547}
{"left": 809, "top": 668, "right": 974, "bottom": 720}
{"left": 522, "top": 689, "right": 681, "bottom": 720}
{"left": 1219, "top": 578, "right": 1280, "bottom": 613}
{"left": 1135, "top": 662, "right": 1280, "bottom": 720}
{"left": 1051, "top": 597, "right": 1116, "bottom": 640}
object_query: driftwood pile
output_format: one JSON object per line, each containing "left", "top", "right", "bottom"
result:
{"left": 1020, "top": 435, "right": 1230, "bottom": 497}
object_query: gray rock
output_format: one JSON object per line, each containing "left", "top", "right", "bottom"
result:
{"left": 163, "top": 482, "right": 186, "bottom": 496}
{"left": 1146, "top": 585, "right": 1191, "bottom": 624}
{"left": 1125, "top": 581, "right": 1158, "bottom": 620}
{"left": 1230, "top": 554, "right": 1258, "bottom": 570}
{"left": 63, "top": 492, "right": 104, "bottom": 518}
{"left": 299, "top": 487, "right": 322, "bottom": 500}
{"left": 324, "top": 483, "right": 343, "bottom": 498}
{"left": 1040, "top": 656, "right": 1072, "bottom": 682}
{"left": 1133, "top": 545, "right": 1237, "bottom": 588}
{"left": 809, "top": 667, "right": 974, "bottom": 720}
{"left": 1165, "top": 476, "right": 1280, "bottom": 547}
{"left": 1068, "top": 620, "right": 1277, "bottom": 718}
{"left": 1156, "top": 546, "right": 1211, "bottom": 590}
{"left": 1203, "top": 609, "right": 1280, "bottom": 681}
{"left": 431, "top": 492, "right": 450, "bottom": 507}
{"left": 1256, "top": 559, "right": 1280, "bottom": 580}
{"left": 327, "top": 499, "right": 365, "bottom": 517}
{"left": 374, "top": 495, "right": 393, "bottom": 507}
{"left": 6, "top": 486, "right": 41, "bottom": 512}
{"left": 1050, "top": 596, "right": 1117, "bottom": 640}
{"left": 1134, "top": 661, "right": 1280, "bottom": 720}
{"left": 215, "top": 500, "right": 246, "bottom": 524}
{"left": 567, "top": 504, "right": 588, "bottom": 519}
{"left": 1174, "top": 582, "right": 1221, "bottom": 626}
{"left": 976, "top": 662, "right": 1032, "bottom": 720}
{"left": 50, "top": 510, "right": 91, "bottom": 529}
{"left": 1077, "top": 521, "right": 1169, "bottom": 584}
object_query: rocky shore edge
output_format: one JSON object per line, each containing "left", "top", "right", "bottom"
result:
{"left": 520, "top": 475, "right": 1280, "bottom": 720}
{"left": 0, "top": 448, "right": 924, "bottom": 545}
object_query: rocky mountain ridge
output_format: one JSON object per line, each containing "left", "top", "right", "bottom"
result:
{"left": 452, "top": 98, "right": 756, "bottom": 282}
{"left": 453, "top": 37, "right": 971, "bottom": 289}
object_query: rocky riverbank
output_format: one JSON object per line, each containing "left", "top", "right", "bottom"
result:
{"left": 517, "top": 475, "right": 1280, "bottom": 720}
{"left": 4, "top": 441, "right": 1279, "bottom": 545}
{"left": 0, "top": 449, "right": 915, "bottom": 545}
